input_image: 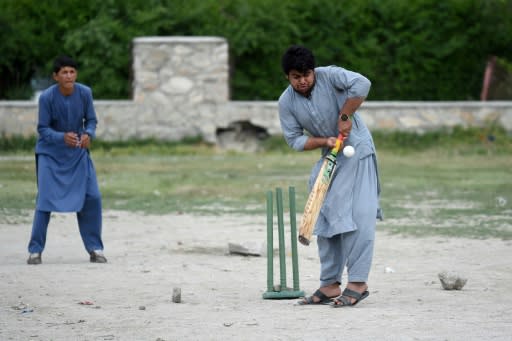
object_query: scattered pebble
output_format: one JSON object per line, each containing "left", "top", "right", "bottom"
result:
{"left": 385, "top": 266, "right": 395, "bottom": 273}
{"left": 172, "top": 287, "right": 181, "bottom": 303}
{"left": 78, "top": 301, "right": 94, "bottom": 305}
{"left": 11, "top": 302, "right": 29, "bottom": 311}
{"left": 228, "top": 241, "right": 265, "bottom": 257}
{"left": 438, "top": 271, "right": 468, "bottom": 290}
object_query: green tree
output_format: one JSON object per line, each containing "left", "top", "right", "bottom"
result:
{"left": 0, "top": 0, "right": 510, "bottom": 100}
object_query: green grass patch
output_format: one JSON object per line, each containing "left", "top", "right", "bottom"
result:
{"left": 1, "top": 128, "right": 511, "bottom": 239}
{"left": 372, "top": 125, "right": 512, "bottom": 154}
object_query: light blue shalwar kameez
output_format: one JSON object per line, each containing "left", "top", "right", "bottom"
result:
{"left": 27, "top": 83, "right": 104, "bottom": 254}
{"left": 278, "top": 66, "right": 381, "bottom": 287}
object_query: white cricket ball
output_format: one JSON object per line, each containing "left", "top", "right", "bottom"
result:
{"left": 343, "top": 145, "right": 355, "bottom": 158}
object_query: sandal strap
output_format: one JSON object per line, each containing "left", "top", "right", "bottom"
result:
{"left": 300, "top": 289, "right": 331, "bottom": 305}
{"left": 342, "top": 288, "right": 364, "bottom": 300}
{"left": 312, "top": 289, "right": 330, "bottom": 302}
{"left": 334, "top": 295, "right": 352, "bottom": 306}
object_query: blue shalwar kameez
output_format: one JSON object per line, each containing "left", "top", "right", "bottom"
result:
{"left": 278, "top": 66, "right": 381, "bottom": 287}
{"left": 28, "top": 83, "right": 104, "bottom": 254}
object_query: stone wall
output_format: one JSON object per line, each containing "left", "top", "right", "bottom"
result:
{"left": 1, "top": 36, "right": 511, "bottom": 148}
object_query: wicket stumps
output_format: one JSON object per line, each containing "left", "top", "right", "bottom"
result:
{"left": 262, "top": 187, "right": 305, "bottom": 299}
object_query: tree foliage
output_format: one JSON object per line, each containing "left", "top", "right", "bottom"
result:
{"left": 0, "top": 0, "right": 510, "bottom": 100}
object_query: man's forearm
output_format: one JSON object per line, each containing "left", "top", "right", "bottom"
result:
{"left": 339, "top": 97, "right": 366, "bottom": 116}
{"left": 303, "top": 136, "right": 329, "bottom": 151}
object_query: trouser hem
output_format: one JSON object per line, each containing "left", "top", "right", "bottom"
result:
{"left": 347, "top": 276, "right": 369, "bottom": 283}
{"left": 319, "top": 279, "right": 341, "bottom": 288}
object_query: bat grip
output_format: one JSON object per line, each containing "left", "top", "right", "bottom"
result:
{"left": 333, "top": 133, "right": 345, "bottom": 153}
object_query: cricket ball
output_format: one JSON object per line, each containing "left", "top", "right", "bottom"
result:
{"left": 343, "top": 145, "right": 355, "bottom": 158}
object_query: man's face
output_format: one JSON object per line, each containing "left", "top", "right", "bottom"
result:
{"left": 287, "top": 69, "right": 315, "bottom": 96}
{"left": 53, "top": 66, "right": 77, "bottom": 93}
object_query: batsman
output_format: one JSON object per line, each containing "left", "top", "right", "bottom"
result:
{"left": 278, "top": 45, "right": 381, "bottom": 307}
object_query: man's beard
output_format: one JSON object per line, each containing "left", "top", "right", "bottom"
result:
{"left": 295, "top": 79, "right": 315, "bottom": 98}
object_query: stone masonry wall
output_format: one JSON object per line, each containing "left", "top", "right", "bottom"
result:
{"left": 1, "top": 36, "right": 511, "bottom": 148}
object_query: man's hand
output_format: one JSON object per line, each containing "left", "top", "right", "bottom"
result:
{"left": 338, "top": 117, "right": 352, "bottom": 137}
{"left": 64, "top": 132, "right": 90, "bottom": 148}
{"left": 325, "top": 136, "right": 338, "bottom": 148}
{"left": 64, "top": 132, "right": 80, "bottom": 148}
{"left": 79, "top": 133, "right": 91, "bottom": 149}
{"left": 337, "top": 96, "right": 366, "bottom": 137}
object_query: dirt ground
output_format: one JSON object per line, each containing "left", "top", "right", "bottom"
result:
{"left": 1, "top": 210, "right": 511, "bottom": 341}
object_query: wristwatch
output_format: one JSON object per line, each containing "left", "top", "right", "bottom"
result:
{"left": 339, "top": 113, "right": 350, "bottom": 121}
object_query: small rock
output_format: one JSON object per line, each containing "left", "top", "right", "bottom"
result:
{"left": 172, "top": 287, "right": 181, "bottom": 303}
{"left": 139, "top": 306, "right": 146, "bottom": 310}
{"left": 384, "top": 266, "right": 395, "bottom": 273}
{"left": 438, "top": 271, "right": 468, "bottom": 290}
{"left": 78, "top": 300, "right": 94, "bottom": 305}
{"left": 228, "top": 241, "right": 265, "bottom": 257}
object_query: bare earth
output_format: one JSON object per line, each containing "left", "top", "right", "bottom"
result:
{"left": 1, "top": 211, "right": 511, "bottom": 341}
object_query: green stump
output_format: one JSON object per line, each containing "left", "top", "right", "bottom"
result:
{"left": 262, "top": 187, "right": 305, "bottom": 299}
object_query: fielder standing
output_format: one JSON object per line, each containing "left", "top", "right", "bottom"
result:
{"left": 26, "top": 56, "right": 106, "bottom": 265}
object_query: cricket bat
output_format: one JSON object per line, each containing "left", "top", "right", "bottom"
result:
{"left": 298, "top": 133, "right": 345, "bottom": 246}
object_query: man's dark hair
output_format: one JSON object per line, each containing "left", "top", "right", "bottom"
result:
{"left": 281, "top": 45, "right": 315, "bottom": 75}
{"left": 53, "top": 55, "right": 78, "bottom": 73}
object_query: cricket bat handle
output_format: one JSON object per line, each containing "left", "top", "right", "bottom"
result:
{"left": 298, "top": 134, "right": 345, "bottom": 246}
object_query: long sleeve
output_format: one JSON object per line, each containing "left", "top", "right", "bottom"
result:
{"left": 37, "top": 90, "right": 66, "bottom": 146}
{"left": 81, "top": 86, "right": 98, "bottom": 139}
{"left": 328, "top": 66, "right": 371, "bottom": 98}
{"left": 278, "top": 92, "right": 309, "bottom": 151}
